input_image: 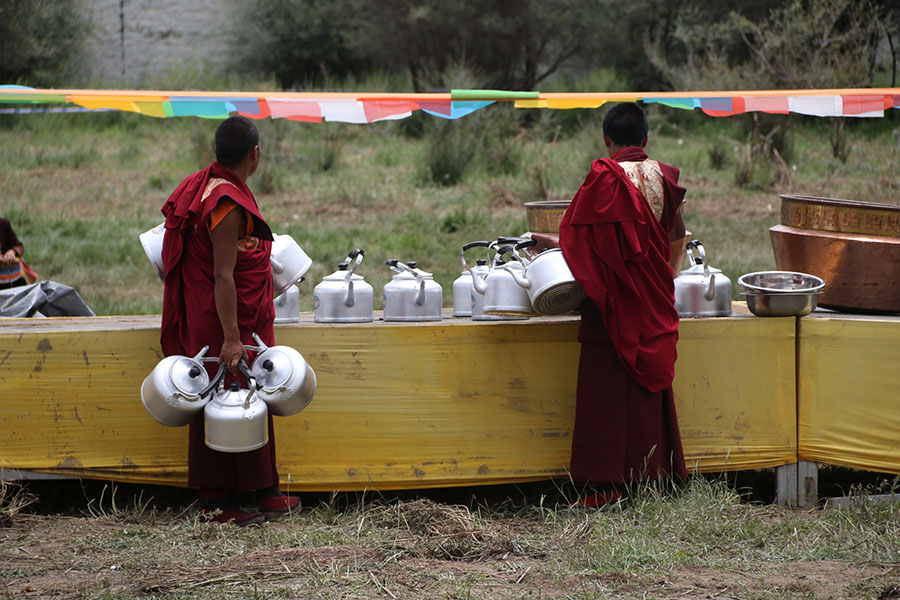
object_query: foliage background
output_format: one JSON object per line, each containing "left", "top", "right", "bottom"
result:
{"left": 1, "top": 0, "right": 900, "bottom": 315}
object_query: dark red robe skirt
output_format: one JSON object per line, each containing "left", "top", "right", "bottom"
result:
{"left": 569, "top": 302, "right": 687, "bottom": 484}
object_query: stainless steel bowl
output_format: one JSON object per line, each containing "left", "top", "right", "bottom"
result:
{"left": 737, "top": 271, "right": 825, "bottom": 294}
{"left": 738, "top": 271, "right": 825, "bottom": 317}
{"left": 742, "top": 292, "right": 820, "bottom": 317}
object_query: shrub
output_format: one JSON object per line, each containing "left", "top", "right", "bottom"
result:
{"left": 0, "top": 0, "right": 90, "bottom": 86}
{"left": 421, "top": 121, "right": 475, "bottom": 187}
{"left": 708, "top": 141, "right": 727, "bottom": 170}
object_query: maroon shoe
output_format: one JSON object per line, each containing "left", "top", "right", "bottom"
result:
{"left": 257, "top": 494, "right": 300, "bottom": 520}
{"left": 198, "top": 506, "right": 265, "bottom": 527}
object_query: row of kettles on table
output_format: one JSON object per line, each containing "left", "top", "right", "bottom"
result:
{"left": 301, "top": 236, "right": 586, "bottom": 323}
{"left": 140, "top": 226, "right": 585, "bottom": 324}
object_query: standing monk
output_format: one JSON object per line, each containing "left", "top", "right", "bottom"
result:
{"left": 161, "top": 116, "right": 299, "bottom": 525}
{"left": 532, "top": 103, "right": 688, "bottom": 505}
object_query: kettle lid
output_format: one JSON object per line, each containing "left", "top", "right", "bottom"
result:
{"left": 170, "top": 357, "right": 210, "bottom": 395}
{"left": 251, "top": 348, "right": 295, "bottom": 390}
{"left": 679, "top": 262, "right": 722, "bottom": 277}
{"left": 322, "top": 269, "right": 364, "bottom": 282}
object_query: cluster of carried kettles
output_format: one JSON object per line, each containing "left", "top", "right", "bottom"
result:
{"left": 139, "top": 226, "right": 322, "bottom": 452}
{"left": 141, "top": 332, "right": 317, "bottom": 453}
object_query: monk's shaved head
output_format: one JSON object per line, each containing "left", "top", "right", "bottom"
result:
{"left": 215, "top": 116, "right": 259, "bottom": 169}
{"left": 602, "top": 103, "right": 649, "bottom": 148}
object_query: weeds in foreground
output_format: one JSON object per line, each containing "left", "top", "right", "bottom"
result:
{"left": 0, "top": 480, "right": 36, "bottom": 526}
{"left": 4, "top": 476, "right": 899, "bottom": 599}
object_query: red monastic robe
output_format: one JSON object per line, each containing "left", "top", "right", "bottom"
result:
{"left": 161, "top": 162, "right": 279, "bottom": 490}
{"left": 560, "top": 147, "right": 688, "bottom": 484}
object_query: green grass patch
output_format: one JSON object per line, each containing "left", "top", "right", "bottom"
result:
{"left": 2, "top": 104, "right": 899, "bottom": 314}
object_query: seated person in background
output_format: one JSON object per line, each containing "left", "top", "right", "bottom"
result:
{"left": 0, "top": 218, "right": 37, "bottom": 289}
{"left": 529, "top": 102, "right": 688, "bottom": 506}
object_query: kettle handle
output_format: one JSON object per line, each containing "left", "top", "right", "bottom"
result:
{"left": 512, "top": 238, "right": 537, "bottom": 264}
{"left": 236, "top": 358, "right": 261, "bottom": 390}
{"left": 460, "top": 241, "right": 490, "bottom": 271}
{"left": 342, "top": 249, "right": 365, "bottom": 281}
{"left": 686, "top": 240, "right": 709, "bottom": 273}
{"left": 242, "top": 332, "right": 269, "bottom": 354}
{"left": 497, "top": 236, "right": 531, "bottom": 262}
{"left": 385, "top": 259, "right": 415, "bottom": 275}
{"left": 198, "top": 363, "right": 227, "bottom": 399}
{"left": 487, "top": 241, "right": 515, "bottom": 267}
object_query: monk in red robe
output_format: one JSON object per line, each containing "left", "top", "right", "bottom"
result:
{"left": 532, "top": 103, "right": 688, "bottom": 505}
{"left": 161, "top": 116, "right": 299, "bottom": 525}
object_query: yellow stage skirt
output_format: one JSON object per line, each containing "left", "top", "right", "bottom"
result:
{"left": 0, "top": 305, "right": 805, "bottom": 489}
{"left": 798, "top": 313, "right": 900, "bottom": 474}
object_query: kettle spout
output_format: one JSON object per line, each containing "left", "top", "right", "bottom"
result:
{"left": 508, "top": 266, "right": 532, "bottom": 290}
{"left": 704, "top": 273, "right": 717, "bottom": 301}
{"left": 344, "top": 280, "right": 356, "bottom": 307}
{"left": 472, "top": 271, "right": 486, "bottom": 295}
{"left": 414, "top": 278, "right": 426, "bottom": 306}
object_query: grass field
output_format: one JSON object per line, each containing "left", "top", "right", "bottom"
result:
{"left": 2, "top": 476, "right": 899, "bottom": 599}
{"left": 2, "top": 107, "right": 898, "bottom": 315}
{"left": 3, "top": 105, "right": 900, "bottom": 599}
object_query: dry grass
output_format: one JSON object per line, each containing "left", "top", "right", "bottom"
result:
{"left": 0, "top": 480, "right": 37, "bottom": 527}
{"left": 1, "top": 477, "right": 899, "bottom": 599}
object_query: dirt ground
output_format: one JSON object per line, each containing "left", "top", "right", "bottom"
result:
{"left": 3, "top": 488, "right": 899, "bottom": 600}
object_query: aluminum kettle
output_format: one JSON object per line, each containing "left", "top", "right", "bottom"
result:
{"left": 140, "top": 345, "right": 222, "bottom": 427}
{"left": 314, "top": 249, "right": 374, "bottom": 323}
{"left": 674, "top": 240, "right": 733, "bottom": 317}
{"left": 453, "top": 241, "right": 491, "bottom": 317}
{"left": 471, "top": 241, "right": 534, "bottom": 317}
{"left": 203, "top": 359, "right": 269, "bottom": 453}
{"left": 504, "top": 237, "right": 584, "bottom": 315}
{"left": 274, "top": 284, "right": 301, "bottom": 324}
{"left": 470, "top": 259, "right": 526, "bottom": 321}
{"left": 247, "top": 333, "right": 317, "bottom": 417}
{"left": 270, "top": 233, "right": 313, "bottom": 298}
{"left": 383, "top": 259, "right": 443, "bottom": 321}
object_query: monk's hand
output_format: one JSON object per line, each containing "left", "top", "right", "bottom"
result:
{"left": 219, "top": 335, "right": 247, "bottom": 374}
{"left": 523, "top": 232, "right": 560, "bottom": 258}
{"left": 0, "top": 249, "right": 16, "bottom": 265}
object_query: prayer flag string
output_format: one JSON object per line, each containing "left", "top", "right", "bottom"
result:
{"left": 1, "top": 86, "right": 898, "bottom": 123}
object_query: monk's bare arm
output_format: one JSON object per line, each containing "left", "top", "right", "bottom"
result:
{"left": 210, "top": 207, "right": 247, "bottom": 372}
{"left": 668, "top": 207, "right": 688, "bottom": 275}
{"left": 670, "top": 207, "right": 686, "bottom": 243}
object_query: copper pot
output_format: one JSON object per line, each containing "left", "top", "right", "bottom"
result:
{"left": 524, "top": 201, "right": 570, "bottom": 234}
{"left": 771, "top": 194, "right": 900, "bottom": 313}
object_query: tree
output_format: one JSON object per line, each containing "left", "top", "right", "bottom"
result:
{"left": 646, "top": 0, "right": 884, "bottom": 91}
{"left": 645, "top": 0, "right": 888, "bottom": 170}
{"left": 354, "top": 0, "right": 603, "bottom": 91}
{"left": 230, "top": 0, "right": 366, "bottom": 88}
{"left": 0, "top": 0, "right": 90, "bottom": 86}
